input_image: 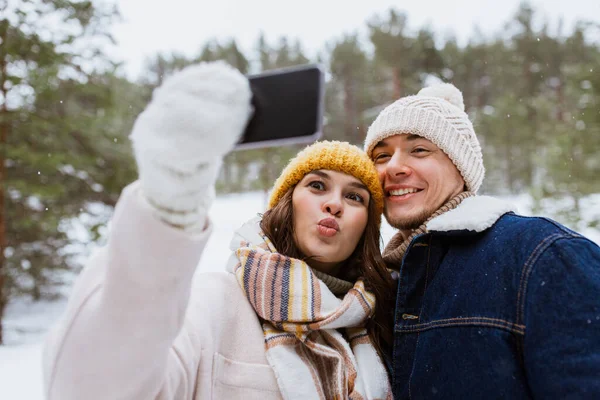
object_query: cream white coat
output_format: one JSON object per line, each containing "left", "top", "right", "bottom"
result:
{"left": 43, "top": 182, "right": 282, "bottom": 400}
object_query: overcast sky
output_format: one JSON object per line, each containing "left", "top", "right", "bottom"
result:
{"left": 108, "top": 0, "right": 600, "bottom": 80}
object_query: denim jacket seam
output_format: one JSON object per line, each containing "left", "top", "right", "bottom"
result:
{"left": 423, "top": 235, "right": 433, "bottom": 293}
{"left": 391, "top": 234, "right": 426, "bottom": 396}
{"left": 392, "top": 233, "right": 429, "bottom": 325}
{"left": 406, "top": 235, "right": 433, "bottom": 399}
{"left": 516, "top": 232, "right": 578, "bottom": 325}
{"left": 396, "top": 316, "right": 526, "bottom": 335}
{"left": 512, "top": 215, "right": 585, "bottom": 237}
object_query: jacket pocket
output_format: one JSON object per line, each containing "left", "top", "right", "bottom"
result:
{"left": 212, "top": 352, "right": 281, "bottom": 399}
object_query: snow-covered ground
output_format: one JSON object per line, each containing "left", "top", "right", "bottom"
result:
{"left": 1, "top": 190, "right": 599, "bottom": 399}
{"left": 0, "top": 190, "right": 274, "bottom": 399}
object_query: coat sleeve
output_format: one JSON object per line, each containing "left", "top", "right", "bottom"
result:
{"left": 42, "top": 181, "right": 211, "bottom": 400}
{"left": 523, "top": 235, "right": 600, "bottom": 398}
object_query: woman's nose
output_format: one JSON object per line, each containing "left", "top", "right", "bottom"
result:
{"left": 322, "top": 196, "right": 342, "bottom": 216}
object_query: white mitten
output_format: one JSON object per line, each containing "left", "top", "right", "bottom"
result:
{"left": 130, "top": 61, "right": 253, "bottom": 232}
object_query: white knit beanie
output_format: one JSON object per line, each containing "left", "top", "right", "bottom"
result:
{"left": 363, "top": 83, "right": 485, "bottom": 193}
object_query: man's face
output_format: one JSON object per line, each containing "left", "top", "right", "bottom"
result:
{"left": 371, "top": 134, "right": 465, "bottom": 231}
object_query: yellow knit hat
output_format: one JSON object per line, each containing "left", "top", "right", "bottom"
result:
{"left": 267, "top": 141, "right": 384, "bottom": 222}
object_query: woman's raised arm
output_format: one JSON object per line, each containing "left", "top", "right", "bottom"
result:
{"left": 42, "top": 61, "right": 253, "bottom": 400}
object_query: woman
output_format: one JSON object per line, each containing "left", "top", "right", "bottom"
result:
{"left": 43, "top": 62, "right": 395, "bottom": 400}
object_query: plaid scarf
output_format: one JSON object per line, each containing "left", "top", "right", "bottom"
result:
{"left": 230, "top": 228, "right": 392, "bottom": 400}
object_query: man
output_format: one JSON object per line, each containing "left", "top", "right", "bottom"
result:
{"left": 363, "top": 83, "right": 600, "bottom": 399}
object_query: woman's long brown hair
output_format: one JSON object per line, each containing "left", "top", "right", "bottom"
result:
{"left": 260, "top": 187, "right": 396, "bottom": 362}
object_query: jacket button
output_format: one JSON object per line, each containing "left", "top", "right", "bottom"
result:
{"left": 402, "top": 313, "right": 419, "bottom": 320}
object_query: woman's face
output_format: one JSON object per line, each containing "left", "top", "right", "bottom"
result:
{"left": 292, "top": 169, "right": 370, "bottom": 275}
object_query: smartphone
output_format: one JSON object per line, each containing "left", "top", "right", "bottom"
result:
{"left": 235, "top": 64, "right": 325, "bottom": 150}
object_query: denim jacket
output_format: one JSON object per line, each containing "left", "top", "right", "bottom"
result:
{"left": 389, "top": 195, "right": 600, "bottom": 399}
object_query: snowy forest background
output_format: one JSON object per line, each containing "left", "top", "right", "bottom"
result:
{"left": 2, "top": 0, "right": 600, "bottom": 352}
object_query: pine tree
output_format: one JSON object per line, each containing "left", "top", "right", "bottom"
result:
{"left": 326, "top": 34, "right": 375, "bottom": 143}
{"left": 0, "top": 0, "right": 126, "bottom": 343}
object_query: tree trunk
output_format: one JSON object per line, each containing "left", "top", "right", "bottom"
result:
{"left": 525, "top": 104, "right": 537, "bottom": 189}
{"left": 0, "top": 27, "right": 8, "bottom": 344}
{"left": 505, "top": 130, "right": 514, "bottom": 192}
{"left": 555, "top": 79, "right": 565, "bottom": 122}
{"left": 392, "top": 66, "right": 402, "bottom": 99}
{"left": 343, "top": 74, "right": 357, "bottom": 142}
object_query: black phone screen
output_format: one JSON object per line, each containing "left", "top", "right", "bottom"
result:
{"left": 237, "top": 64, "right": 324, "bottom": 149}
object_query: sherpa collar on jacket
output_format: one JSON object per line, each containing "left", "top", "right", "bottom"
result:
{"left": 426, "top": 195, "right": 518, "bottom": 233}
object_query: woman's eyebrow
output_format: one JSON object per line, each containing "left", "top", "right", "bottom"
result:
{"left": 307, "top": 171, "right": 368, "bottom": 192}
{"left": 347, "top": 181, "right": 369, "bottom": 191}
{"left": 307, "top": 170, "right": 330, "bottom": 180}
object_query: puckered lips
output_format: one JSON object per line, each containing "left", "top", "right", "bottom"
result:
{"left": 317, "top": 217, "right": 339, "bottom": 237}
